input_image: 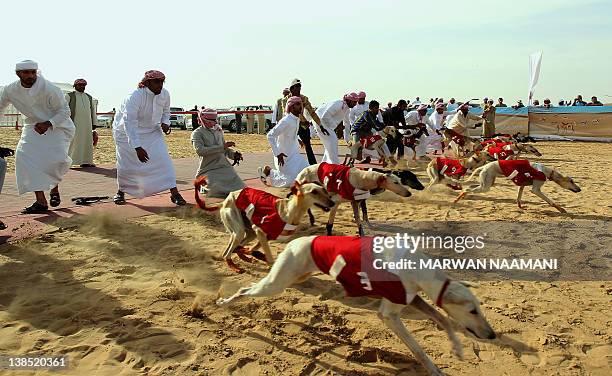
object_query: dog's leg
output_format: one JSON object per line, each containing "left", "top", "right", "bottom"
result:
{"left": 326, "top": 204, "right": 339, "bottom": 235}
{"left": 222, "top": 232, "right": 246, "bottom": 273}
{"left": 531, "top": 184, "right": 567, "bottom": 213}
{"left": 254, "top": 228, "right": 275, "bottom": 265}
{"left": 351, "top": 200, "right": 364, "bottom": 236}
{"left": 378, "top": 299, "right": 444, "bottom": 376}
{"left": 411, "top": 296, "right": 464, "bottom": 360}
{"left": 516, "top": 186, "right": 525, "bottom": 209}
{"left": 307, "top": 208, "right": 315, "bottom": 226}
{"left": 360, "top": 200, "right": 372, "bottom": 227}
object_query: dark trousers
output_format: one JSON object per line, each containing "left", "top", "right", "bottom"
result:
{"left": 386, "top": 130, "right": 404, "bottom": 158}
{"left": 298, "top": 125, "right": 317, "bottom": 165}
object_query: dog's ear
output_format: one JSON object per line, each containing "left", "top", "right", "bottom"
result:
{"left": 290, "top": 181, "right": 304, "bottom": 198}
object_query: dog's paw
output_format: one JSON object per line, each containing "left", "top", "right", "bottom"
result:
{"left": 452, "top": 342, "right": 465, "bottom": 360}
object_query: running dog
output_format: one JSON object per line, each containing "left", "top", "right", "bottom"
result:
{"left": 217, "top": 235, "right": 496, "bottom": 376}
{"left": 483, "top": 142, "right": 542, "bottom": 161}
{"left": 193, "top": 176, "right": 335, "bottom": 273}
{"left": 425, "top": 153, "right": 487, "bottom": 190}
{"left": 344, "top": 126, "right": 398, "bottom": 167}
{"left": 455, "top": 159, "right": 581, "bottom": 213}
{"left": 402, "top": 123, "right": 429, "bottom": 161}
{"left": 440, "top": 127, "right": 483, "bottom": 158}
{"left": 296, "top": 163, "right": 411, "bottom": 236}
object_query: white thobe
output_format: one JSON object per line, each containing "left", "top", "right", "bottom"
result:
{"left": 314, "top": 99, "right": 350, "bottom": 164}
{"left": 404, "top": 110, "right": 434, "bottom": 157}
{"left": 266, "top": 113, "right": 308, "bottom": 187}
{"left": 66, "top": 91, "right": 97, "bottom": 165}
{"left": 0, "top": 76, "right": 75, "bottom": 195}
{"left": 426, "top": 111, "right": 447, "bottom": 151}
{"left": 447, "top": 111, "right": 481, "bottom": 137}
{"left": 112, "top": 87, "right": 176, "bottom": 198}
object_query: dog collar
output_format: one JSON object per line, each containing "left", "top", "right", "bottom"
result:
{"left": 436, "top": 279, "right": 451, "bottom": 308}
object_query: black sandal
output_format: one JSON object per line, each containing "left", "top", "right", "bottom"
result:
{"left": 49, "top": 192, "right": 61, "bottom": 207}
{"left": 0, "top": 221, "right": 6, "bottom": 230}
{"left": 113, "top": 192, "right": 126, "bottom": 205}
{"left": 22, "top": 202, "right": 49, "bottom": 214}
{"left": 171, "top": 193, "right": 186, "bottom": 206}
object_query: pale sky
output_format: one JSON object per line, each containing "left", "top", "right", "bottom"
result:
{"left": 1, "top": 0, "right": 611, "bottom": 110}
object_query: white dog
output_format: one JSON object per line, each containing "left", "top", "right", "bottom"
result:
{"left": 218, "top": 235, "right": 496, "bottom": 376}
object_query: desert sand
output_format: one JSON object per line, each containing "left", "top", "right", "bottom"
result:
{"left": 0, "top": 131, "right": 610, "bottom": 375}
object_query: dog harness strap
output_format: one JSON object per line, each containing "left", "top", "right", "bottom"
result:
{"left": 436, "top": 279, "right": 451, "bottom": 308}
{"left": 436, "top": 158, "right": 467, "bottom": 177}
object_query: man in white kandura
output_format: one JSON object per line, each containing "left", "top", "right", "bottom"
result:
{"left": 314, "top": 92, "right": 359, "bottom": 164}
{"left": 259, "top": 96, "right": 309, "bottom": 187}
{"left": 404, "top": 104, "right": 435, "bottom": 160}
{"left": 0, "top": 60, "right": 75, "bottom": 214}
{"left": 66, "top": 78, "right": 98, "bottom": 167}
{"left": 426, "top": 102, "right": 448, "bottom": 154}
{"left": 112, "top": 70, "right": 186, "bottom": 205}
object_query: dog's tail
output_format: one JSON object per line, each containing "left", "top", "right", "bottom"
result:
{"left": 465, "top": 166, "right": 485, "bottom": 182}
{"left": 193, "top": 176, "right": 221, "bottom": 212}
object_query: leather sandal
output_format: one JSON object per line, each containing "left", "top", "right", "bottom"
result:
{"left": 49, "top": 192, "right": 61, "bottom": 207}
{"left": 171, "top": 193, "right": 186, "bottom": 206}
{"left": 22, "top": 202, "right": 49, "bottom": 214}
{"left": 113, "top": 192, "right": 126, "bottom": 205}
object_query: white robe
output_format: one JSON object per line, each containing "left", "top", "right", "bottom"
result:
{"left": 404, "top": 111, "right": 434, "bottom": 157}
{"left": 266, "top": 113, "right": 308, "bottom": 187}
{"left": 66, "top": 91, "right": 97, "bottom": 165}
{"left": 314, "top": 99, "right": 350, "bottom": 164}
{"left": 0, "top": 76, "right": 75, "bottom": 195}
{"left": 112, "top": 87, "right": 176, "bottom": 198}
{"left": 426, "top": 111, "right": 446, "bottom": 151}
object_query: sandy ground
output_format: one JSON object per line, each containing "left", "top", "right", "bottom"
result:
{"left": 0, "top": 139, "right": 611, "bottom": 375}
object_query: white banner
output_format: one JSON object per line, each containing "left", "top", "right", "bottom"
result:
{"left": 528, "top": 51, "right": 543, "bottom": 106}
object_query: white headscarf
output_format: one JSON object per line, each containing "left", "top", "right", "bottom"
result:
{"left": 15, "top": 60, "right": 38, "bottom": 71}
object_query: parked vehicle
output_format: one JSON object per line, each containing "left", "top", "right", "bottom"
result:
{"left": 218, "top": 105, "right": 273, "bottom": 132}
{"left": 96, "top": 113, "right": 114, "bottom": 128}
{"left": 169, "top": 107, "right": 187, "bottom": 130}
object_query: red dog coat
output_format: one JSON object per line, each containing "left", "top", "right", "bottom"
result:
{"left": 360, "top": 134, "right": 383, "bottom": 149}
{"left": 448, "top": 129, "right": 466, "bottom": 146}
{"left": 310, "top": 236, "right": 411, "bottom": 305}
{"left": 436, "top": 157, "right": 467, "bottom": 177}
{"left": 481, "top": 139, "right": 511, "bottom": 147}
{"left": 487, "top": 145, "right": 514, "bottom": 160}
{"left": 499, "top": 160, "right": 546, "bottom": 186}
{"left": 317, "top": 162, "right": 370, "bottom": 200}
{"left": 235, "top": 188, "right": 294, "bottom": 240}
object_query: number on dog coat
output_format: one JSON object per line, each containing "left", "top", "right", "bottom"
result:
{"left": 310, "top": 236, "right": 413, "bottom": 305}
{"left": 317, "top": 162, "right": 370, "bottom": 200}
{"left": 487, "top": 145, "right": 514, "bottom": 160}
{"left": 436, "top": 157, "right": 467, "bottom": 177}
{"left": 360, "top": 134, "right": 383, "bottom": 149}
{"left": 448, "top": 129, "right": 466, "bottom": 146}
{"left": 499, "top": 160, "right": 547, "bottom": 186}
{"left": 235, "top": 187, "right": 289, "bottom": 240}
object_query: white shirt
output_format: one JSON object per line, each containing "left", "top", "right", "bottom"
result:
{"left": 0, "top": 76, "right": 73, "bottom": 133}
{"left": 267, "top": 113, "right": 301, "bottom": 157}
{"left": 349, "top": 102, "right": 368, "bottom": 124}
{"left": 447, "top": 111, "right": 481, "bottom": 135}
{"left": 403, "top": 110, "right": 433, "bottom": 135}
{"left": 112, "top": 87, "right": 171, "bottom": 149}
{"left": 315, "top": 99, "right": 350, "bottom": 131}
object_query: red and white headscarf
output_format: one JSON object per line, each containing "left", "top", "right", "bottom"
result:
{"left": 73, "top": 78, "right": 87, "bottom": 86}
{"left": 357, "top": 91, "right": 366, "bottom": 99}
{"left": 435, "top": 102, "right": 445, "bottom": 110}
{"left": 343, "top": 92, "right": 359, "bottom": 102}
{"left": 417, "top": 104, "right": 428, "bottom": 111}
{"left": 198, "top": 108, "right": 221, "bottom": 130}
{"left": 285, "top": 96, "right": 303, "bottom": 113}
{"left": 138, "top": 70, "right": 165, "bottom": 88}
{"left": 459, "top": 102, "right": 470, "bottom": 111}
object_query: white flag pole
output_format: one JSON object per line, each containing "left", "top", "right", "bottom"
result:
{"left": 528, "top": 51, "right": 543, "bottom": 106}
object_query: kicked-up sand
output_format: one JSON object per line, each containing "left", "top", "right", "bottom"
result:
{"left": 0, "top": 140, "right": 611, "bottom": 375}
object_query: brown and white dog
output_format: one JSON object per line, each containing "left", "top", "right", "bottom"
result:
{"left": 425, "top": 153, "right": 488, "bottom": 190}
{"left": 296, "top": 163, "right": 411, "bottom": 236}
{"left": 193, "top": 176, "right": 335, "bottom": 273}
{"left": 217, "top": 235, "right": 496, "bottom": 376}
{"left": 455, "top": 159, "right": 581, "bottom": 212}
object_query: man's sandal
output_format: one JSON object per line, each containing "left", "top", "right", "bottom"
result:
{"left": 0, "top": 221, "right": 7, "bottom": 230}
{"left": 49, "top": 192, "right": 61, "bottom": 207}
{"left": 171, "top": 193, "right": 187, "bottom": 206}
{"left": 21, "top": 202, "right": 49, "bottom": 214}
{"left": 113, "top": 192, "right": 126, "bottom": 205}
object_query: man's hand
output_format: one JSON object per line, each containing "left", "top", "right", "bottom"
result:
{"left": 276, "top": 153, "right": 287, "bottom": 167}
{"left": 135, "top": 147, "right": 149, "bottom": 163}
{"left": 34, "top": 121, "right": 52, "bottom": 134}
{"left": 298, "top": 139, "right": 304, "bottom": 149}
{"left": 0, "top": 147, "right": 15, "bottom": 158}
{"left": 232, "top": 151, "right": 243, "bottom": 166}
{"left": 224, "top": 141, "right": 236, "bottom": 148}
{"left": 161, "top": 123, "right": 171, "bottom": 135}
{"left": 320, "top": 127, "right": 330, "bottom": 136}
